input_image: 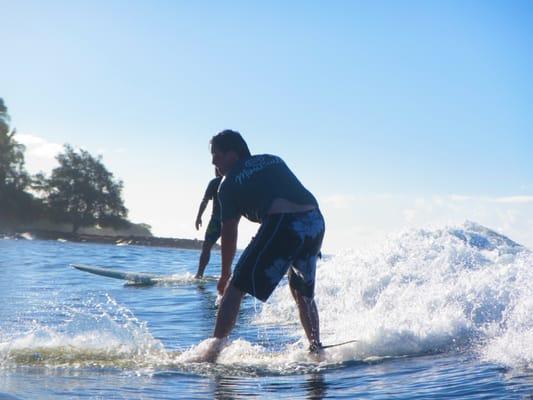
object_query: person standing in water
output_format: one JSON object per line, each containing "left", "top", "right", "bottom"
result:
{"left": 202, "top": 129, "right": 325, "bottom": 361}
{"left": 194, "top": 168, "right": 223, "bottom": 279}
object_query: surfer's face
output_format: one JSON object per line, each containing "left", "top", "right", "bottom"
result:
{"left": 211, "top": 146, "right": 238, "bottom": 176}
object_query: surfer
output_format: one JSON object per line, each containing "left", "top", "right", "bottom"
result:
{"left": 202, "top": 130, "right": 325, "bottom": 361}
{"left": 194, "top": 168, "right": 223, "bottom": 279}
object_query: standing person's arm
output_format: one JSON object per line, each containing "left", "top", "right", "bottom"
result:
{"left": 217, "top": 218, "right": 239, "bottom": 295}
{"left": 195, "top": 197, "right": 209, "bottom": 230}
{"left": 196, "top": 181, "right": 215, "bottom": 230}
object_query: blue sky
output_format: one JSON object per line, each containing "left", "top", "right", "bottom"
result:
{"left": 1, "top": 1, "right": 532, "bottom": 251}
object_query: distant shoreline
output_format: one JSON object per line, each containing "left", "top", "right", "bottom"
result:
{"left": 1, "top": 229, "right": 218, "bottom": 251}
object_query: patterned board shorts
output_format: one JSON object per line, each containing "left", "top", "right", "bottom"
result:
{"left": 204, "top": 216, "right": 221, "bottom": 243}
{"left": 230, "top": 208, "right": 325, "bottom": 302}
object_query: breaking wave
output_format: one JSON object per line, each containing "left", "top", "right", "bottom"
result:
{"left": 257, "top": 221, "right": 533, "bottom": 370}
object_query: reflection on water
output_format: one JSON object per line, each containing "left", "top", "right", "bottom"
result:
{"left": 214, "top": 375, "right": 240, "bottom": 400}
{"left": 213, "top": 373, "right": 328, "bottom": 400}
{"left": 304, "top": 373, "right": 328, "bottom": 400}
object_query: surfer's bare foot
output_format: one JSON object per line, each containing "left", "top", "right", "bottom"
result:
{"left": 199, "top": 337, "right": 226, "bottom": 363}
{"left": 309, "top": 342, "right": 325, "bottom": 362}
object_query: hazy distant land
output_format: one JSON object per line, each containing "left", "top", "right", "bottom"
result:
{"left": 0, "top": 218, "right": 216, "bottom": 250}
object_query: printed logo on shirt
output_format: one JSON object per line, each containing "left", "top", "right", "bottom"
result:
{"left": 235, "top": 155, "right": 283, "bottom": 184}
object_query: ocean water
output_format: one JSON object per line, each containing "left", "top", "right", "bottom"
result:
{"left": 1, "top": 221, "right": 532, "bottom": 399}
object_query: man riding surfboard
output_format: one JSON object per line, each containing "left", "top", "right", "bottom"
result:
{"left": 199, "top": 130, "right": 326, "bottom": 361}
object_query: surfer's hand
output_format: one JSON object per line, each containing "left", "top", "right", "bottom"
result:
{"left": 217, "top": 274, "right": 230, "bottom": 295}
{"left": 195, "top": 217, "right": 202, "bottom": 230}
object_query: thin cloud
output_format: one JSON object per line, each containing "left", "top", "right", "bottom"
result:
{"left": 16, "top": 133, "right": 63, "bottom": 159}
{"left": 15, "top": 133, "right": 63, "bottom": 174}
{"left": 97, "top": 147, "right": 127, "bottom": 156}
{"left": 449, "top": 195, "right": 472, "bottom": 202}
{"left": 322, "top": 194, "right": 357, "bottom": 209}
{"left": 322, "top": 193, "right": 400, "bottom": 209}
{"left": 324, "top": 193, "right": 533, "bottom": 208}
{"left": 488, "top": 196, "right": 533, "bottom": 204}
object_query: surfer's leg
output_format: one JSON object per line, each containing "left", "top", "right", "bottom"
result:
{"left": 287, "top": 209, "right": 325, "bottom": 351}
{"left": 290, "top": 286, "right": 321, "bottom": 348}
{"left": 198, "top": 284, "right": 245, "bottom": 363}
{"left": 195, "top": 239, "right": 214, "bottom": 278}
{"left": 213, "top": 283, "right": 245, "bottom": 339}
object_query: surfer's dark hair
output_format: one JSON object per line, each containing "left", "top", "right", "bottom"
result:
{"left": 210, "top": 130, "right": 251, "bottom": 159}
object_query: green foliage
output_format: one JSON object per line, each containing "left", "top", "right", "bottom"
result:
{"left": 43, "top": 145, "right": 128, "bottom": 233}
{"left": 0, "top": 98, "right": 130, "bottom": 234}
{"left": 0, "top": 185, "right": 43, "bottom": 222}
{"left": 0, "top": 98, "right": 29, "bottom": 191}
{"left": 0, "top": 98, "right": 36, "bottom": 221}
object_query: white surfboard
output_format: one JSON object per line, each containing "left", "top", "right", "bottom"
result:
{"left": 71, "top": 264, "right": 218, "bottom": 286}
{"left": 72, "top": 264, "right": 162, "bottom": 285}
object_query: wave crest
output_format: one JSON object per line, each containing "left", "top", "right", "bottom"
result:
{"left": 257, "top": 221, "right": 533, "bottom": 370}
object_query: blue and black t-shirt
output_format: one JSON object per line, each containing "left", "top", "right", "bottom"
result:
{"left": 218, "top": 154, "right": 318, "bottom": 223}
{"left": 203, "top": 176, "right": 222, "bottom": 219}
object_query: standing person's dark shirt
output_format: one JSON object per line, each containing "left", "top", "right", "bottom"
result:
{"left": 218, "top": 154, "right": 318, "bottom": 223}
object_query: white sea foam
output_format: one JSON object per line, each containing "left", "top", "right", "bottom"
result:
{"left": 0, "top": 294, "right": 168, "bottom": 369}
{"left": 18, "top": 232, "right": 34, "bottom": 240}
{"left": 256, "top": 221, "right": 533, "bottom": 370}
{"left": 174, "top": 338, "right": 325, "bottom": 375}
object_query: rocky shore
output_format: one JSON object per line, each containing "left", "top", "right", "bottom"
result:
{"left": 3, "top": 229, "right": 219, "bottom": 250}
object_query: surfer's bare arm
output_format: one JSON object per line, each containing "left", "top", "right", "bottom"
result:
{"left": 195, "top": 198, "right": 209, "bottom": 230}
{"left": 218, "top": 218, "right": 239, "bottom": 295}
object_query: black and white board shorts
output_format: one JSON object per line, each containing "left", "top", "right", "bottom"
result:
{"left": 230, "top": 208, "right": 325, "bottom": 302}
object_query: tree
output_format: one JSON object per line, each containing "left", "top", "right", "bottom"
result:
{"left": 0, "top": 98, "right": 29, "bottom": 191}
{"left": 43, "top": 145, "right": 128, "bottom": 233}
{"left": 0, "top": 98, "right": 37, "bottom": 222}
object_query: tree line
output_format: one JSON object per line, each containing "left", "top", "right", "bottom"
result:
{"left": 0, "top": 98, "right": 129, "bottom": 233}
